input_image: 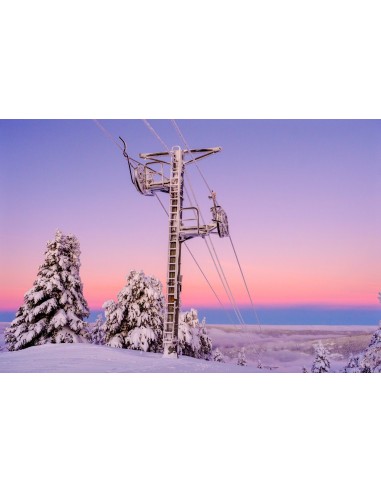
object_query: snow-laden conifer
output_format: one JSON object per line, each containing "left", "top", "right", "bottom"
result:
{"left": 344, "top": 353, "right": 361, "bottom": 373}
{"left": 91, "top": 314, "right": 106, "bottom": 345}
{"left": 178, "top": 308, "right": 212, "bottom": 359}
{"left": 311, "top": 341, "right": 330, "bottom": 373}
{"left": 5, "top": 230, "right": 90, "bottom": 351}
{"left": 237, "top": 348, "right": 247, "bottom": 366}
{"left": 213, "top": 347, "right": 225, "bottom": 363}
{"left": 198, "top": 317, "right": 213, "bottom": 360}
{"left": 178, "top": 309, "right": 199, "bottom": 357}
{"left": 344, "top": 294, "right": 381, "bottom": 373}
{"left": 102, "top": 270, "right": 164, "bottom": 352}
{"left": 346, "top": 323, "right": 381, "bottom": 373}
{"left": 360, "top": 322, "right": 381, "bottom": 372}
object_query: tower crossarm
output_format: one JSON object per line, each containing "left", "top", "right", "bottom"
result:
{"left": 183, "top": 147, "right": 221, "bottom": 164}
{"left": 184, "top": 147, "right": 221, "bottom": 154}
{"left": 140, "top": 147, "right": 221, "bottom": 163}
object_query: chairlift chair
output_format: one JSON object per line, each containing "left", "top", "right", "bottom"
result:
{"left": 119, "top": 137, "right": 170, "bottom": 196}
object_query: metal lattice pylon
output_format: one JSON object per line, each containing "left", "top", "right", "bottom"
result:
{"left": 120, "top": 142, "right": 228, "bottom": 358}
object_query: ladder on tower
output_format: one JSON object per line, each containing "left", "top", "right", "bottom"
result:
{"left": 163, "top": 148, "right": 183, "bottom": 354}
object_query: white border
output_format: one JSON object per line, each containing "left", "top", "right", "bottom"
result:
{"left": 1, "top": 1, "right": 379, "bottom": 490}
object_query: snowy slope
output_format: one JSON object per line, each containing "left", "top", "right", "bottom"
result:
{"left": 0, "top": 343, "right": 257, "bottom": 373}
{"left": 0, "top": 322, "right": 376, "bottom": 372}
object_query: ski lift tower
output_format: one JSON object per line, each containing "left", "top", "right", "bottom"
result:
{"left": 120, "top": 141, "right": 229, "bottom": 358}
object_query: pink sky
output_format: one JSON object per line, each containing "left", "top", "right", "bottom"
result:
{"left": 1, "top": 119, "right": 380, "bottom": 315}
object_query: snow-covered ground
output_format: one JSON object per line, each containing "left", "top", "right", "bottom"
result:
{"left": 0, "top": 322, "right": 376, "bottom": 372}
{"left": 0, "top": 342, "right": 258, "bottom": 373}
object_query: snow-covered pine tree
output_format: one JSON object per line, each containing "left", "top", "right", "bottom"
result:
{"left": 213, "top": 347, "right": 225, "bottom": 363}
{"left": 349, "top": 322, "right": 381, "bottom": 373}
{"left": 102, "top": 300, "right": 124, "bottom": 348}
{"left": 5, "top": 230, "right": 90, "bottom": 351}
{"left": 344, "top": 353, "right": 361, "bottom": 373}
{"left": 344, "top": 294, "right": 381, "bottom": 373}
{"left": 102, "top": 270, "right": 164, "bottom": 352}
{"left": 237, "top": 348, "right": 247, "bottom": 366}
{"left": 311, "top": 341, "right": 330, "bottom": 373}
{"left": 178, "top": 309, "right": 199, "bottom": 357}
{"left": 178, "top": 308, "right": 213, "bottom": 359}
{"left": 91, "top": 314, "right": 106, "bottom": 345}
{"left": 198, "top": 316, "right": 213, "bottom": 360}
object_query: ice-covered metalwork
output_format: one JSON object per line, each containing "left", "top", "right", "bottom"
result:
{"left": 212, "top": 205, "right": 229, "bottom": 238}
{"left": 121, "top": 140, "right": 228, "bottom": 358}
{"left": 209, "top": 191, "right": 229, "bottom": 238}
{"left": 120, "top": 137, "right": 170, "bottom": 196}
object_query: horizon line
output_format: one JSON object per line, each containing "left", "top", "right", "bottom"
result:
{"left": 1, "top": 303, "right": 380, "bottom": 313}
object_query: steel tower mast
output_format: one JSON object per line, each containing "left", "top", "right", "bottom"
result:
{"left": 120, "top": 141, "right": 229, "bottom": 358}
{"left": 164, "top": 147, "right": 184, "bottom": 357}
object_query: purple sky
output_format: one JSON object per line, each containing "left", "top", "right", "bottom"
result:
{"left": 1, "top": 120, "right": 380, "bottom": 323}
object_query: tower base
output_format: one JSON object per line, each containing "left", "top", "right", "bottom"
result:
{"left": 163, "top": 342, "right": 179, "bottom": 358}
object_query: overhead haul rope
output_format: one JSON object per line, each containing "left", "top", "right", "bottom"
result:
{"left": 142, "top": 119, "right": 171, "bottom": 152}
{"left": 93, "top": 119, "right": 238, "bottom": 327}
{"left": 183, "top": 172, "right": 247, "bottom": 327}
{"left": 182, "top": 180, "right": 261, "bottom": 357}
{"left": 157, "top": 189, "right": 264, "bottom": 358}
{"left": 171, "top": 119, "right": 263, "bottom": 333}
{"left": 93, "top": 119, "right": 123, "bottom": 150}
{"left": 181, "top": 182, "right": 245, "bottom": 326}
{"left": 229, "top": 235, "right": 263, "bottom": 331}
{"left": 154, "top": 191, "right": 238, "bottom": 328}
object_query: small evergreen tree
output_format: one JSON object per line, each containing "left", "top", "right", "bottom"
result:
{"left": 103, "top": 270, "right": 164, "bottom": 352}
{"left": 102, "top": 300, "right": 124, "bottom": 348}
{"left": 237, "top": 348, "right": 247, "bottom": 366}
{"left": 91, "top": 314, "right": 106, "bottom": 345}
{"left": 344, "top": 294, "right": 381, "bottom": 373}
{"left": 178, "top": 308, "right": 212, "bottom": 360}
{"left": 198, "top": 317, "right": 213, "bottom": 360}
{"left": 311, "top": 341, "right": 330, "bottom": 373}
{"left": 344, "top": 353, "right": 361, "bottom": 373}
{"left": 349, "top": 323, "right": 381, "bottom": 373}
{"left": 213, "top": 347, "right": 225, "bottom": 363}
{"left": 5, "top": 230, "right": 90, "bottom": 351}
{"left": 178, "top": 309, "right": 199, "bottom": 357}
{"left": 302, "top": 367, "right": 308, "bottom": 373}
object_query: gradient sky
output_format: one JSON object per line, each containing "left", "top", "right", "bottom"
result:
{"left": 1, "top": 120, "right": 380, "bottom": 323}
